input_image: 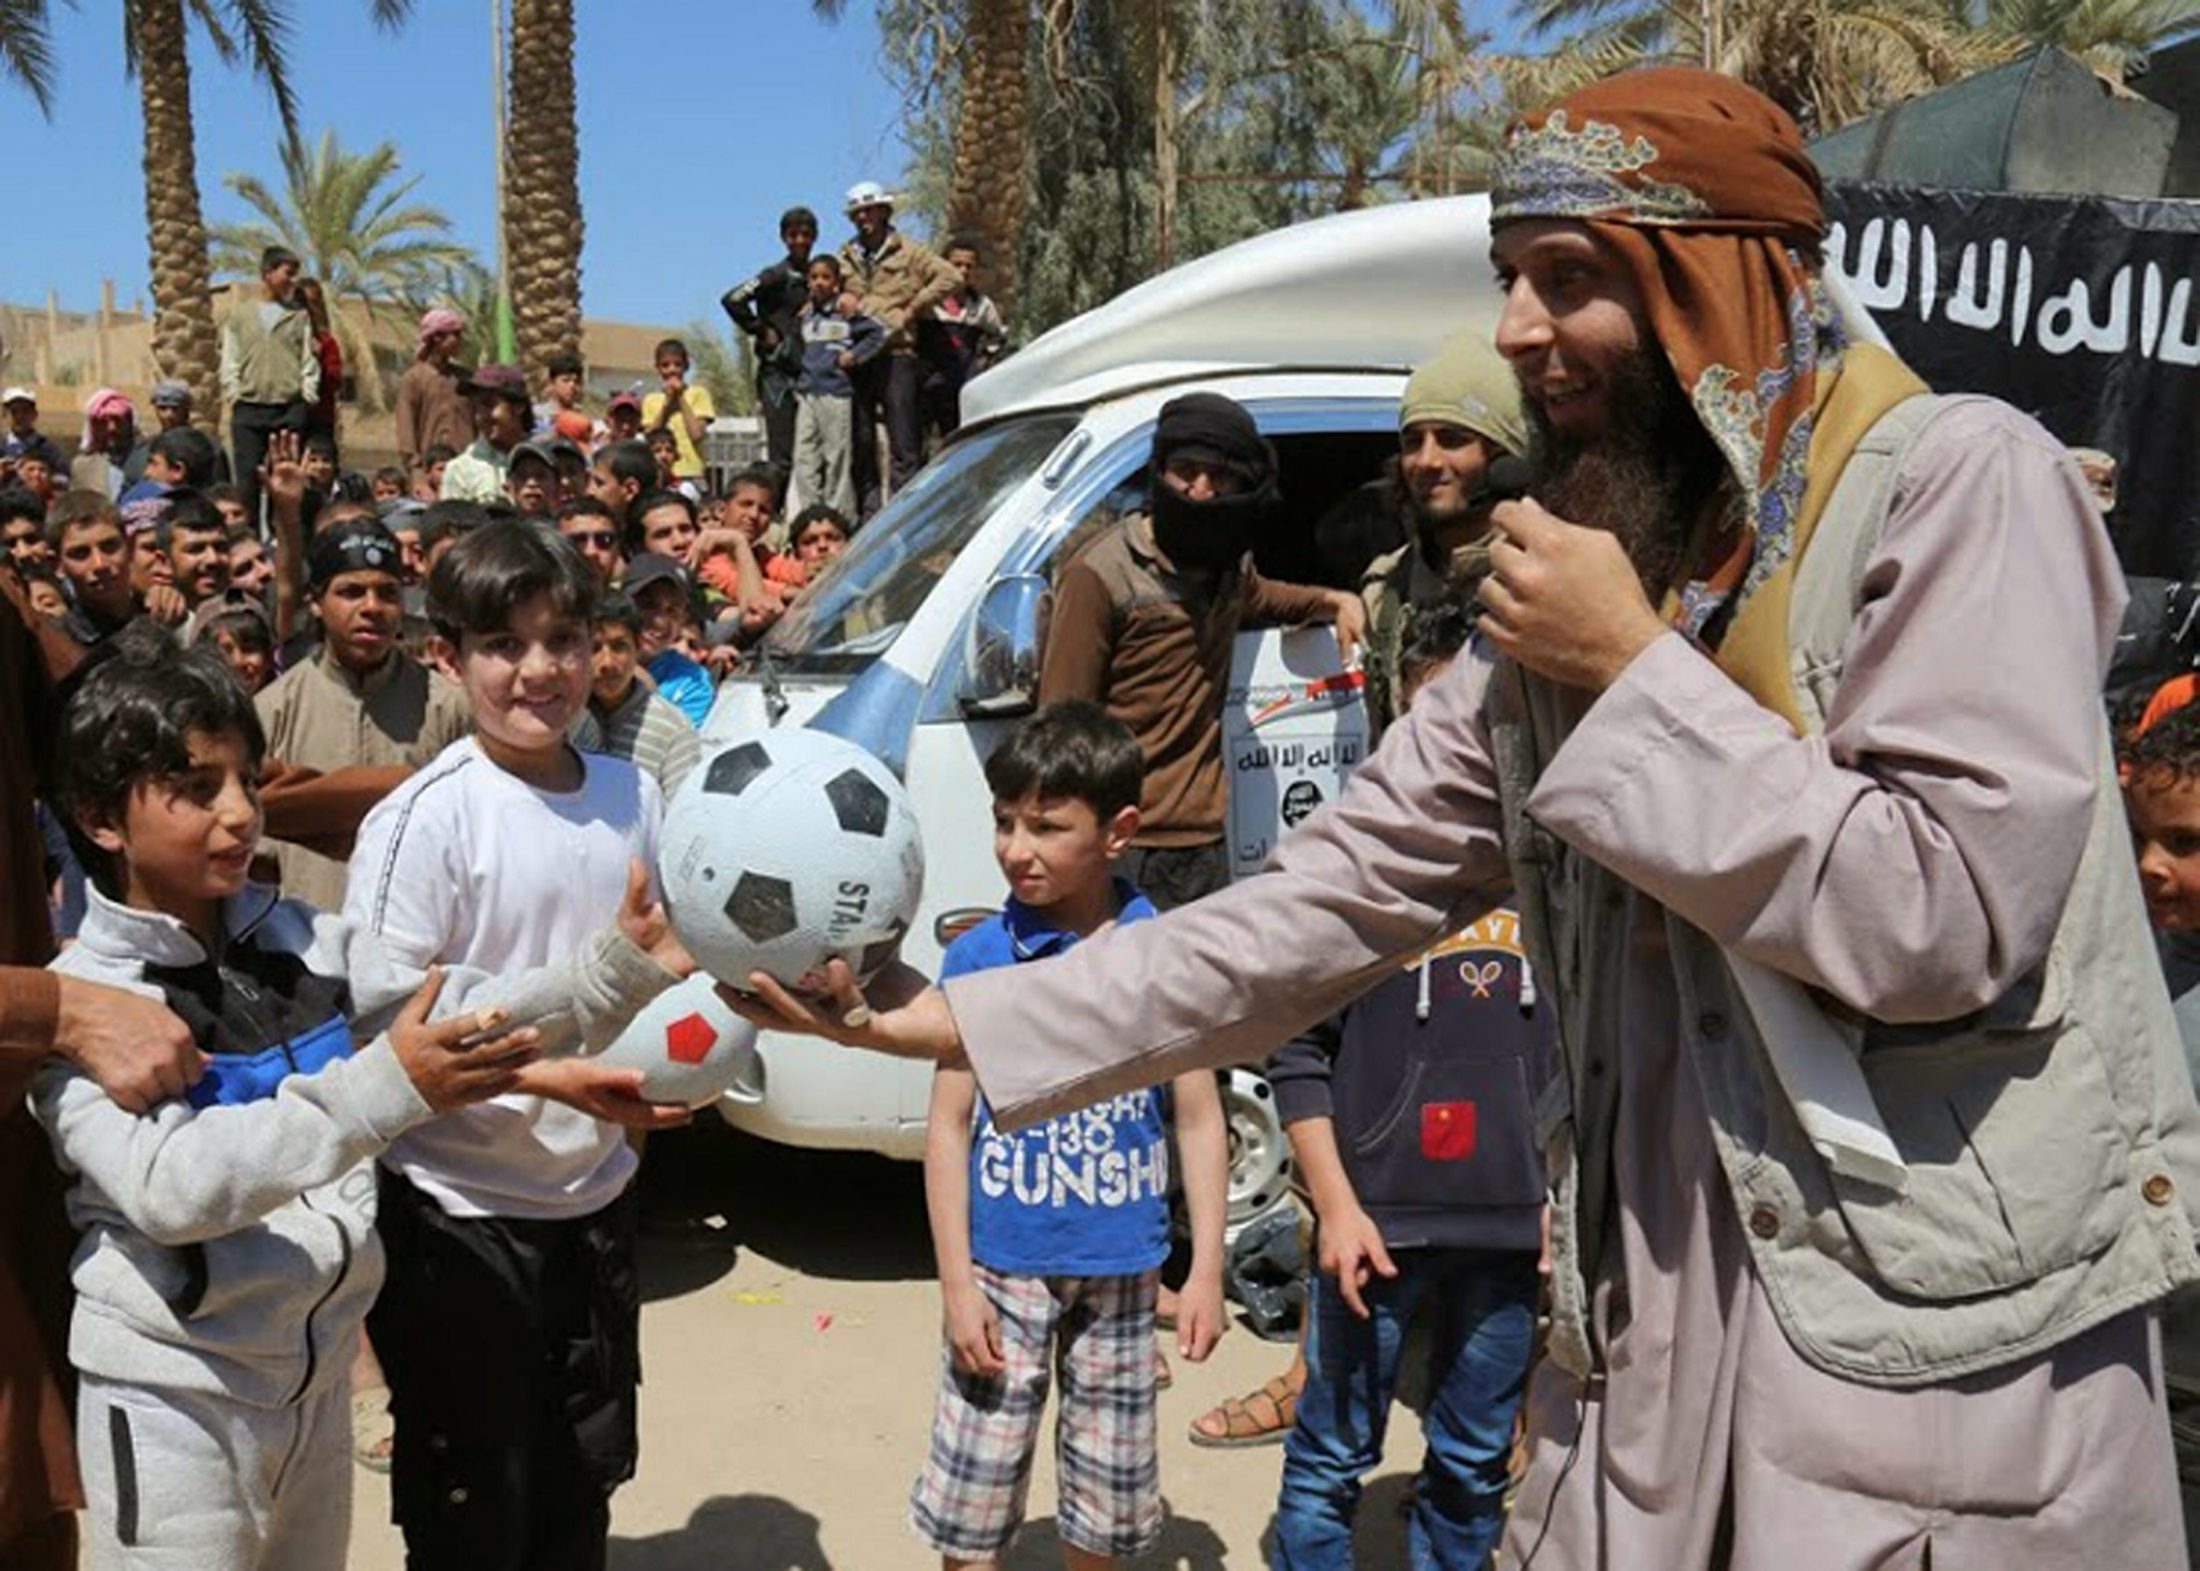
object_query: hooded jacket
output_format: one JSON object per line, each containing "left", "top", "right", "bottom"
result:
{"left": 35, "top": 880, "right": 674, "bottom": 1408}
{"left": 1268, "top": 908, "right": 1554, "bottom": 1252}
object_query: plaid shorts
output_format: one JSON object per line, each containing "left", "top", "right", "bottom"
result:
{"left": 909, "top": 1263, "right": 1162, "bottom": 1559}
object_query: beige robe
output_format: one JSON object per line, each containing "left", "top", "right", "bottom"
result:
{"left": 256, "top": 648, "right": 471, "bottom": 912}
{"left": 945, "top": 400, "right": 2184, "bottom": 1567}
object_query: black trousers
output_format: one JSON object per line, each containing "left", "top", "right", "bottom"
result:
{"left": 758, "top": 370, "right": 798, "bottom": 484}
{"left": 229, "top": 399, "right": 307, "bottom": 533}
{"left": 369, "top": 1171, "right": 641, "bottom": 1571}
{"left": 849, "top": 352, "right": 925, "bottom": 521}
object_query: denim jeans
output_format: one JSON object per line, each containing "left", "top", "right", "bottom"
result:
{"left": 1273, "top": 1247, "right": 1540, "bottom": 1570}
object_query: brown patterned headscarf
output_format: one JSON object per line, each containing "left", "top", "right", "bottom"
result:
{"left": 1489, "top": 68, "right": 1926, "bottom": 727}
{"left": 1491, "top": 69, "right": 1841, "bottom": 635}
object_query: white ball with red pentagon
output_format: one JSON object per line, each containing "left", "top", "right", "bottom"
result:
{"left": 595, "top": 974, "right": 762, "bottom": 1107}
{"left": 658, "top": 729, "right": 925, "bottom": 994}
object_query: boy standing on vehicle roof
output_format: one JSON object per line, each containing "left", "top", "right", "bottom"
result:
{"left": 1037, "top": 392, "right": 1366, "bottom": 910}
{"left": 722, "top": 207, "right": 820, "bottom": 482}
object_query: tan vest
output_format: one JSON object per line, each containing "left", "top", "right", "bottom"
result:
{"left": 1491, "top": 395, "right": 2200, "bottom": 1387}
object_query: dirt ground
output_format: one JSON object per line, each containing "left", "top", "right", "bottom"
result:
{"left": 347, "top": 1118, "right": 1422, "bottom": 1569}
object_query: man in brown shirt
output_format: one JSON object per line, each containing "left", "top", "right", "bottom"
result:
{"left": 255, "top": 520, "right": 471, "bottom": 910}
{"left": 394, "top": 308, "right": 473, "bottom": 484}
{"left": 1040, "top": 392, "right": 1363, "bottom": 907}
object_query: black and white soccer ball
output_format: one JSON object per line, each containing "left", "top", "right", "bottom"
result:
{"left": 658, "top": 729, "right": 925, "bottom": 993}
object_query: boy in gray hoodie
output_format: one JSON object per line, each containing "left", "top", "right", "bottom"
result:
{"left": 33, "top": 629, "right": 695, "bottom": 1570}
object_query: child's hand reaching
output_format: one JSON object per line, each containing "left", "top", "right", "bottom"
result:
{"left": 1174, "top": 1267, "right": 1229, "bottom": 1363}
{"left": 618, "top": 859, "right": 698, "bottom": 978}
{"left": 388, "top": 967, "right": 543, "bottom": 1112}
{"left": 515, "top": 1057, "right": 693, "bottom": 1129}
{"left": 942, "top": 1278, "right": 1006, "bottom": 1379}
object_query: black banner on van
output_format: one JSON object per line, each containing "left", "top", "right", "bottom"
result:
{"left": 1824, "top": 181, "right": 2200, "bottom": 579}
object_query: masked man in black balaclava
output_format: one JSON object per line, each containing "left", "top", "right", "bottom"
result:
{"left": 1039, "top": 391, "right": 1366, "bottom": 911}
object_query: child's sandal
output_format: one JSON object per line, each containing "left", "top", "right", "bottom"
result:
{"left": 1186, "top": 1371, "right": 1302, "bottom": 1449}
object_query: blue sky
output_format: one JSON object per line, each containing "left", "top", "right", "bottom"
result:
{"left": 0, "top": 2, "right": 908, "bottom": 330}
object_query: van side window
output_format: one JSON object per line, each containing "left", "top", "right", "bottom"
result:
{"left": 1039, "top": 431, "right": 1402, "bottom": 594}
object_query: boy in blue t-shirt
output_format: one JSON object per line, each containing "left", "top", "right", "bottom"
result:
{"left": 910, "top": 701, "right": 1228, "bottom": 1568}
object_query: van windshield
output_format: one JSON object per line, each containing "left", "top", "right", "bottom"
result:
{"left": 759, "top": 414, "right": 1081, "bottom": 676}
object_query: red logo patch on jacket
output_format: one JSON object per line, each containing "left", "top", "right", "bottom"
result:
{"left": 1421, "top": 1101, "right": 1477, "bottom": 1162}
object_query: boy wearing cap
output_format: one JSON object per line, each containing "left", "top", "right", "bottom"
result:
{"left": 605, "top": 389, "right": 644, "bottom": 447}
{"left": 1, "top": 387, "right": 63, "bottom": 475}
{"left": 255, "top": 519, "right": 471, "bottom": 910}
{"left": 219, "top": 246, "right": 318, "bottom": 526}
{"left": 839, "top": 182, "right": 960, "bottom": 515}
{"left": 622, "top": 551, "right": 714, "bottom": 728}
{"left": 440, "top": 367, "right": 532, "bottom": 504}
{"left": 397, "top": 309, "right": 473, "bottom": 485}
{"left": 125, "top": 381, "right": 215, "bottom": 488}
{"left": 503, "top": 441, "right": 559, "bottom": 520}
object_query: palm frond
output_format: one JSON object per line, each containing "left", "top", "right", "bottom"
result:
{"left": 0, "top": 0, "right": 60, "bottom": 117}
{"left": 186, "top": 0, "right": 300, "bottom": 146}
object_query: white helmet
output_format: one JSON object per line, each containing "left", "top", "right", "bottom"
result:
{"left": 844, "top": 180, "right": 896, "bottom": 215}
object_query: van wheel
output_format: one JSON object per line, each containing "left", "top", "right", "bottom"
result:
{"left": 1222, "top": 1069, "right": 1295, "bottom": 1246}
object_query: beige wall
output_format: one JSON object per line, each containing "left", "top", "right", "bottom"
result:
{"left": 1, "top": 283, "right": 682, "bottom": 472}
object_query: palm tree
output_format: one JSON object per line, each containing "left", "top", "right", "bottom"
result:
{"left": 209, "top": 129, "right": 482, "bottom": 410}
{"left": 1498, "top": 0, "right": 1997, "bottom": 134}
{"left": 1972, "top": 0, "right": 2200, "bottom": 80}
{"left": 945, "top": 0, "right": 1034, "bottom": 319}
{"left": 504, "top": 0, "right": 583, "bottom": 380}
{"left": 0, "top": 1, "right": 413, "bottom": 419}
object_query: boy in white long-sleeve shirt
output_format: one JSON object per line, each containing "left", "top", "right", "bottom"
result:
{"left": 344, "top": 518, "right": 687, "bottom": 1571}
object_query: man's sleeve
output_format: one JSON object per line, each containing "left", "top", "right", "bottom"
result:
{"left": 1528, "top": 401, "right": 2115, "bottom": 1023}
{"left": 424, "top": 679, "right": 473, "bottom": 754}
{"left": 1243, "top": 569, "right": 1335, "bottom": 627}
{"left": 658, "top": 724, "right": 701, "bottom": 799}
{"left": 262, "top": 763, "right": 412, "bottom": 861}
{"left": 908, "top": 245, "right": 962, "bottom": 322}
{"left": 950, "top": 645, "right": 1512, "bottom": 1127}
{"left": 1035, "top": 557, "right": 1114, "bottom": 706}
{"left": 217, "top": 319, "right": 240, "bottom": 403}
{"left": 848, "top": 313, "right": 889, "bottom": 365}
{"left": 0, "top": 974, "right": 58, "bottom": 1122}
{"left": 721, "top": 271, "right": 765, "bottom": 334}
{"left": 394, "top": 374, "right": 421, "bottom": 471}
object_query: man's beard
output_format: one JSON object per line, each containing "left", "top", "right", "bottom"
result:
{"left": 1525, "top": 347, "right": 1726, "bottom": 598}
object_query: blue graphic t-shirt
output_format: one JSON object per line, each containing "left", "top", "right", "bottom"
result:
{"left": 941, "top": 882, "right": 1173, "bottom": 1278}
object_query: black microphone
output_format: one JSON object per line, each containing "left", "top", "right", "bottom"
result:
{"left": 1481, "top": 454, "right": 1534, "bottom": 506}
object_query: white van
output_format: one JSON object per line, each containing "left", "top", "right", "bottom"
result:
{"left": 702, "top": 190, "right": 1893, "bottom": 1240}
{"left": 699, "top": 194, "right": 1502, "bottom": 1237}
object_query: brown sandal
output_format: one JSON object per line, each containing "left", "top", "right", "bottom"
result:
{"left": 1187, "top": 1368, "right": 1303, "bottom": 1449}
